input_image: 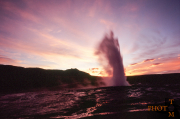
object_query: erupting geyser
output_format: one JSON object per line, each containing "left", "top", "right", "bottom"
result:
{"left": 95, "top": 31, "right": 130, "bottom": 86}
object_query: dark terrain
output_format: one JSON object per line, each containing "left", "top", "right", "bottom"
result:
{"left": 0, "top": 64, "right": 180, "bottom": 118}
{"left": 0, "top": 65, "right": 103, "bottom": 94}
{"left": 0, "top": 64, "right": 180, "bottom": 94}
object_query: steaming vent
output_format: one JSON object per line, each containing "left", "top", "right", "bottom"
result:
{"left": 95, "top": 31, "right": 130, "bottom": 86}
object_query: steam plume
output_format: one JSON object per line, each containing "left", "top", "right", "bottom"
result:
{"left": 95, "top": 31, "right": 130, "bottom": 86}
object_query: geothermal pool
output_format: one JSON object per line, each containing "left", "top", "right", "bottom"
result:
{"left": 0, "top": 81, "right": 180, "bottom": 119}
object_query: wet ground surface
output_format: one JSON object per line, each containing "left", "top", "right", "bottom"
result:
{"left": 0, "top": 83, "right": 180, "bottom": 118}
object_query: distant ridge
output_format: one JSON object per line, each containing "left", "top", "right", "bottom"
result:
{"left": 0, "top": 64, "right": 179, "bottom": 94}
{"left": 0, "top": 64, "right": 103, "bottom": 94}
{"left": 127, "top": 72, "right": 180, "bottom": 86}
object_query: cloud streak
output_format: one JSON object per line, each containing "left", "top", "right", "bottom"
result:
{"left": 0, "top": 55, "right": 19, "bottom": 65}
{"left": 129, "top": 58, "right": 155, "bottom": 67}
{"left": 0, "top": 0, "right": 179, "bottom": 75}
{"left": 126, "top": 56, "right": 180, "bottom": 76}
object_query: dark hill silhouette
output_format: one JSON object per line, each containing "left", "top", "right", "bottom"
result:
{"left": 0, "top": 64, "right": 103, "bottom": 93}
{"left": 0, "top": 64, "right": 179, "bottom": 94}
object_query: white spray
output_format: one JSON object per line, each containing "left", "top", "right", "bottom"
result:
{"left": 95, "top": 31, "right": 130, "bottom": 86}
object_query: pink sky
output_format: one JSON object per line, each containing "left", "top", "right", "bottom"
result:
{"left": 0, "top": 0, "right": 180, "bottom": 76}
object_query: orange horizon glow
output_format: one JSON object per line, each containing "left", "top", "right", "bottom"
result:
{"left": 0, "top": 0, "right": 180, "bottom": 76}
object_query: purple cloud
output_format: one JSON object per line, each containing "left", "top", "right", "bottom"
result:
{"left": 143, "top": 59, "right": 155, "bottom": 62}
{"left": 152, "top": 63, "right": 162, "bottom": 66}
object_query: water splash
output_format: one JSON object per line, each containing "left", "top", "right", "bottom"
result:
{"left": 95, "top": 31, "right": 130, "bottom": 86}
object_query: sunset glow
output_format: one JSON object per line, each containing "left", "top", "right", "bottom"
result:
{"left": 0, "top": 0, "right": 180, "bottom": 76}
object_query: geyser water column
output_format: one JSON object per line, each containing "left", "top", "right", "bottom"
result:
{"left": 95, "top": 31, "right": 130, "bottom": 86}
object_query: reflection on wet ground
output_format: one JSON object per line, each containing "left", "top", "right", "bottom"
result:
{"left": 0, "top": 84, "right": 180, "bottom": 118}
